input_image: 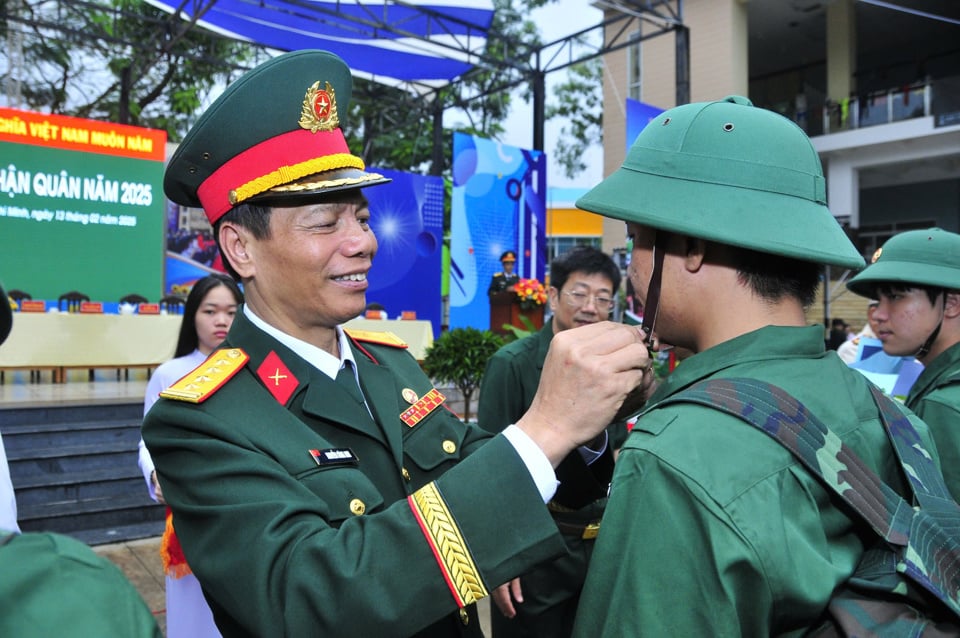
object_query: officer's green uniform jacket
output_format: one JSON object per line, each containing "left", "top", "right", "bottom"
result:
{"left": 906, "top": 341, "right": 960, "bottom": 499}
{"left": 479, "top": 320, "right": 623, "bottom": 637}
{"left": 142, "top": 310, "right": 564, "bottom": 638}
{"left": 572, "top": 325, "right": 939, "bottom": 637}
{"left": 0, "top": 531, "right": 162, "bottom": 638}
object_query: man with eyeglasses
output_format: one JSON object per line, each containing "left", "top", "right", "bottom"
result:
{"left": 478, "top": 245, "right": 629, "bottom": 638}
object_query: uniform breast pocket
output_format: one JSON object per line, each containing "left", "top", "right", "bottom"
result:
{"left": 403, "top": 410, "right": 469, "bottom": 473}
{"left": 295, "top": 465, "right": 386, "bottom": 524}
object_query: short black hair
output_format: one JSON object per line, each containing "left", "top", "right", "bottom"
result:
{"left": 730, "top": 247, "right": 822, "bottom": 308}
{"left": 550, "top": 246, "right": 621, "bottom": 293}
{"left": 874, "top": 283, "right": 942, "bottom": 305}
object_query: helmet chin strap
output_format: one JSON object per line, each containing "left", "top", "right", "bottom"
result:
{"left": 915, "top": 290, "right": 945, "bottom": 359}
{"left": 640, "top": 232, "right": 668, "bottom": 351}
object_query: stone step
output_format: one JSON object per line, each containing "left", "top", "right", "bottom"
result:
{"left": 1, "top": 420, "right": 142, "bottom": 453}
{"left": 13, "top": 468, "right": 147, "bottom": 507}
{"left": 18, "top": 492, "right": 164, "bottom": 535}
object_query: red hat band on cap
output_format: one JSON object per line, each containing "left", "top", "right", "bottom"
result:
{"left": 196, "top": 127, "right": 363, "bottom": 225}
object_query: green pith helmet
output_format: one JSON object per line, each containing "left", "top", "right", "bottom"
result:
{"left": 847, "top": 227, "right": 960, "bottom": 297}
{"left": 576, "top": 96, "right": 864, "bottom": 269}
{"left": 164, "top": 49, "right": 389, "bottom": 226}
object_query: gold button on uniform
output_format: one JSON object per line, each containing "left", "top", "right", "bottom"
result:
{"left": 459, "top": 609, "right": 469, "bottom": 625}
{"left": 402, "top": 467, "right": 411, "bottom": 481}
{"left": 442, "top": 440, "right": 456, "bottom": 454}
{"left": 349, "top": 498, "right": 366, "bottom": 516}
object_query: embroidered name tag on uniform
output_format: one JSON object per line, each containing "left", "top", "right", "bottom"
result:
{"left": 399, "top": 388, "right": 446, "bottom": 428}
{"left": 309, "top": 448, "right": 359, "bottom": 466}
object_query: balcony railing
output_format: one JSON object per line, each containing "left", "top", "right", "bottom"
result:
{"left": 818, "top": 75, "right": 960, "bottom": 135}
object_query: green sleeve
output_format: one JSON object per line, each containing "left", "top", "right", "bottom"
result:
{"left": 145, "top": 394, "right": 563, "bottom": 637}
{"left": 911, "top": 388, "right": 960, "bottom": 500}
{"left": 478, "top": 351, "right": 529, "bottom": 434}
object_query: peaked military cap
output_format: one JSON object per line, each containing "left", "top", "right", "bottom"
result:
{"left": 577, "top": 96, "right": 864, "bottom": 269}
{"left": 500, "top": 250, "right": 517, "bottom": 263}
{"left": 164, "top": 49, "right": 390, "bottom": 225}
{"left": 847, "top": 227, "right": 960, "bottom": 297}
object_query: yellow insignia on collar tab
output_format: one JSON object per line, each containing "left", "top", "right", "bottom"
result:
{"left": 344, "top": 329, "right": 408, "bottom": 349}
{"left": 299, "top": 81, "right": 339, "bottom": 133}
{"left": 159, "top": 348, "right": 249, "bottom": 404}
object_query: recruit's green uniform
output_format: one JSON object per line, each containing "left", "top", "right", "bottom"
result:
{"left": 906, "top": 341, "right": 960, "bottom": 499}
{"left": 573, "top": 325, "right": 939, "bottom": 637}
{"left": 479, "top": 320, "right": 624, "bottom": 638}
{"left": 143, "top": 311, "right": 564, "bottom": 638}
{"left": 0, "top": 531, "right": 162, "bottom": 638}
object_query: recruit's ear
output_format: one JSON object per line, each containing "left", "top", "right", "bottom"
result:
{"left": 944, "top": 291, "right": 960, "bottom": 320}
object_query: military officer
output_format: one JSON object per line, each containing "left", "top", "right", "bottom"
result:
{"left": 488, "top": 250, "right": 520, "bottom": 295}
{"left": 479, "top": 245, "right": 630, "bottom": 638}
{"left": 570, "top": 96, "right": 939, "bottom": 636}
{"left": 143, "top": 49, "right": 651, "bottom": 638}
{"left": 847, "top": 228, "right": 960, "bottom": 497}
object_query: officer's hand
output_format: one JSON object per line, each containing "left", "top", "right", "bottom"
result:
{"left": 516, "top": 321, "right": 650, "bottom": 467}
{"left": 491, "top": 578, "right": 524, "bottom": 618}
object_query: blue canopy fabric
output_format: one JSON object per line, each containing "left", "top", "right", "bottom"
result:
{"left": 145, "top": 0, "right": 495, "bottom": 91}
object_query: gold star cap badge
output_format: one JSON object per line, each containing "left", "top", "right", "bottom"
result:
{"left": 299, "top": 81, "right": 339, "bottom": 133}
{"left": 871, "top": 247, "right": 882, "bottom": 264}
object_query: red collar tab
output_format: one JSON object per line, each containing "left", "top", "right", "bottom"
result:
{"left": 256, "top": 351, "right": 300, "bottom": 405}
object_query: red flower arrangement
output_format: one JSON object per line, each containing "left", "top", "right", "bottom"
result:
{"left": 514, "top": 278, "right": 548, "bottom": 310}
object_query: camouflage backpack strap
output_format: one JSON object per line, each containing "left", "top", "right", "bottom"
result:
{"left": 658, "top": 377, "right": 960, "bottom": 618}
{"left": 867, "top": 383, "right": 954, "bottom": 505}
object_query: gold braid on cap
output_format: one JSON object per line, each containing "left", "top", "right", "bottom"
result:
{"left": 228, "top": 154, "right": 366, "bottom": 205}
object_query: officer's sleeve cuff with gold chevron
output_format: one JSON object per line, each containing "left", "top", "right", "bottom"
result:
{"left": 408, "top": 482, "right": 489, "bottom": 607}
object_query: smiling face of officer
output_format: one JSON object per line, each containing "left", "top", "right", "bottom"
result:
{"left": 220, "top": 191, "right": 376, "bottom": 355}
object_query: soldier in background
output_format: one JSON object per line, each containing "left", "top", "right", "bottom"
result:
{"left": 489, "top": 250, "right": 520, "bottom": 295}
{"left": 847, "top": 228, "right": 960, "bottom": 497}
{"left": 479, "top": 246, "right": 631, "bottom": 638}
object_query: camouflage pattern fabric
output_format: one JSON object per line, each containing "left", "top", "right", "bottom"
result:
{"left": 658, "top": 378, "right": 960, "bottom": 637}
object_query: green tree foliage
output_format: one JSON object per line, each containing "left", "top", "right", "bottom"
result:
{"left": 3, "top": 0, "right": 256, "bottom": 137}
{"left": 546, "top": 58, "right": 603, "bottom": 180}
{"left": 3, "top": 0, "right": 601, "bottom": 178}
{"left": 421, "top": 327, "right": 504, "bottom": 423}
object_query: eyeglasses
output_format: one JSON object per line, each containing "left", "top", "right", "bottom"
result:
{"left": 562, "top": 290, "right": 614, "bottom": 314}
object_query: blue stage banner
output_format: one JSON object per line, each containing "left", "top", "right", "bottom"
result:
{"left": 364, "top": 167, "right": 444, "bottom": 336}
{"left": 449, "top": 132, "right": 546, "bottom": 330}
{"left": 626, "top": 98, "right": 665, "bottom": 149}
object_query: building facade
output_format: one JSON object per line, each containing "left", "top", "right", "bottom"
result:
{"left": 599, "top": 0, "right": 960, "bottom": 326}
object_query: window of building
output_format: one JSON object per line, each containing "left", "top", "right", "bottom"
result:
{"left": 628, "top": 31, "right": 642, "bottom": 101}
{"left": 856, "top": 220, "right": 936, "bottom": 256}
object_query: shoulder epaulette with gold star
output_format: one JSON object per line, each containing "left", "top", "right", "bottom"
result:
{"left": 344, "top": 329, "right": 408, "bottom": 349}
{"left": 159, "top": 348, "right": 250, "bottom": 403}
